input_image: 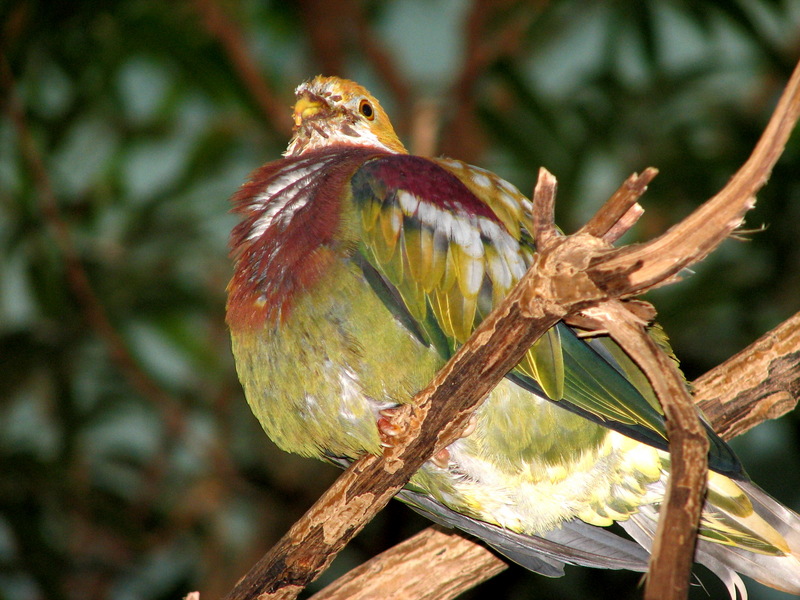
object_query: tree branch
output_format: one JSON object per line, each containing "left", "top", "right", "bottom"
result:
{"left": 584, "top": 302, "right": 708, "bottom": 600}
{"left": 579, "top": 168, "right": 657, "bottom": 243}
{"left": 590, "top": 57, "right": 800, "bottom": 295}
{"left": 694, "top": 310, "right": 800, "bottom": 441}
{"left": 308, "top": 527, "right": 507, "bottom": 600}
{"left": 222, "top": 57, "right": 800, "bottom": 600}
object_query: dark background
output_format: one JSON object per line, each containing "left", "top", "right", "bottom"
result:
{"left": 1, "top": 1, "right": 799, "bottom": 599}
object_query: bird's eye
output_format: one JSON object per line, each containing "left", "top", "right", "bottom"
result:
{"left": 359, "top": 99, "right": 374, "bottom": 120}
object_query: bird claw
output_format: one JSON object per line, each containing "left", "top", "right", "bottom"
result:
{"left": 460, "top": 414, "right": 478, "bottom": 438}
{"left": 377, "top": 409, "right": 475, "bottom": 468}
{"left": 431, "top": 448, "right": 451, "bottom": 469}
{"left": 377, "top": 406, "right": 407, "bottom": 448}
{"left": 430, "top": 415, "right": 477, "bottom": 469}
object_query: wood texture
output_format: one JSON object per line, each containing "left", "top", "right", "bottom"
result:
{"left": 694, "top": 311, "right": 800, "bottom": 441}
{"left": 308, "top": 527, "right": 507, "bottom": 600}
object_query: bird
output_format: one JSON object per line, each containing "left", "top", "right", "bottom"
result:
{"left": 225, "top": 75, "right": 800, "bottom": 597}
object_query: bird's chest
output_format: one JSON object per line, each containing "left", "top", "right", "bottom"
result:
{"left": 230, "top": 258, "right": 442, "bottom": 460}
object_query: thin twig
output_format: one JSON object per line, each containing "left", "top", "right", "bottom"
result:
{"left": 580, "top": 168, "right": 658, "bottom": 242}
{"left": 530, "top": 167, "right": 560, "bottom": 249}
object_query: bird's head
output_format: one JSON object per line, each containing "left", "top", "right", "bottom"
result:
{"left": 285, "top": 76, "right": 407, "bottom": 157}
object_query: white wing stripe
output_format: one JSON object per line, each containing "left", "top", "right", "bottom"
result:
{"left": 246, "top": 156, "right": 339, "bottom": 241}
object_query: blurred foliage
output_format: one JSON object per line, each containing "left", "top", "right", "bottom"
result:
{"left": 1, "top": 1, "right": 799, "bottom": 599}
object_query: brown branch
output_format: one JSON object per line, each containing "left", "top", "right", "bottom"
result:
{"left": 529, "top": 167, "right": 560, "bottom": 249}
{"left": 192, "top": 0, "right": 291, "bottom": 138}
{"left": 591, "top": 60, "right": 800, "bottom": 295}
{"left": 223, "top": 57, "right": 800, "bottom": 600}
{"left": 579, "top": 167, "right": 658, "bottom": 243}
{"left": 308, "top": 527, "right": 507, "bottom": 600}
{"left": 694, "top": 310, "right": 800, "bottom": 441}
{"left": 577, "top": 57, "right": 800, "bottom": 600}
{"left": 584, "top": 302, "right": 708, "bottom": 600}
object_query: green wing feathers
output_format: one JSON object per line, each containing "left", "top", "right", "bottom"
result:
{"left": 351, "top": 154, "right": 563, "bottom": 398}
{"left": 349, "top": 153, "right": 743, "bottom": 477}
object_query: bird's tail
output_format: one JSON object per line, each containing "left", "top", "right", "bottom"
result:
{"left": 620, "top": 473, "right": 800, "bottom": 599}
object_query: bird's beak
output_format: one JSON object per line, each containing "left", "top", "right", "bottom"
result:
{"left": 293, "top": 95, "right": 325, "bottom": 127}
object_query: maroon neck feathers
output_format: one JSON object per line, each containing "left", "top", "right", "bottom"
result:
{"left": 226, "top": 147, "right": 385, "bottom": 330}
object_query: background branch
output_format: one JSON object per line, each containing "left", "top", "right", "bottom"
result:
{"left": 192, "top": 0, "right": 292, "bottom": 138}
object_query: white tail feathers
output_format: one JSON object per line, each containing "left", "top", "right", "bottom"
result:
{"left": 620, "top": 478, "right": 800, "bottom": 599}
{"left": 398, "top": 474, "right": 800, "bottom": 599}
{"left": 621, "top": 507, "right": 749, "bottom": 599}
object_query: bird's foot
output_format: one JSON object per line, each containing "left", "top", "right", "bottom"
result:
{"left": 377, "top": 406, "right": 409, "bottom": 448}
{"left": 431, "top": 448, "right": 451, "bottom": 469}
{"left": 430, "top": 415, "right": 477, "bottom": 468}
{"left": 377, "top": 408, "right": 477, "bottom": 470}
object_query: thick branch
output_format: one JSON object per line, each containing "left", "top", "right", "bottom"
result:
{"left": 694, "top": 311, "right": 800, "bottom": 441}
{"left": 308, "top": 527, "right": 507, "bottom": 600}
